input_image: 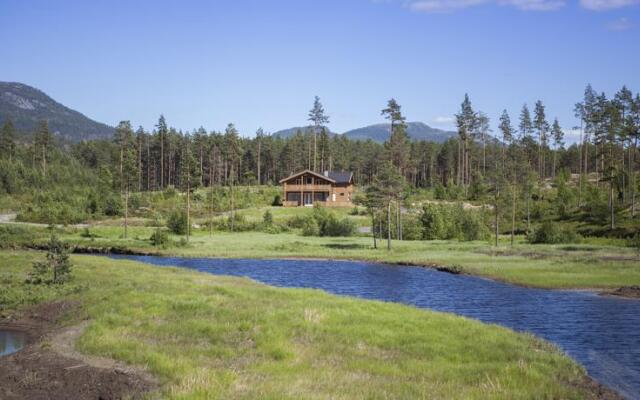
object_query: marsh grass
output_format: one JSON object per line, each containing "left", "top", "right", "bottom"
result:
{"left": 53, "top": 227, "right": 640, "bottom": 289}
{"left": 0, "top": 250, "right": 599, "bottom": 399}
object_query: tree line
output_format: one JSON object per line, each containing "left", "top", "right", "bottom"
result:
{"left": 0, "top": 86, "right": 638, "bottom": 240}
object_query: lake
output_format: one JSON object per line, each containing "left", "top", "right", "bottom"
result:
{"left": 109, "top": 255, "right": 640, "bottom": 399}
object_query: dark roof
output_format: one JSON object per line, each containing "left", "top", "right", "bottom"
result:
{"left": 279, "top": 169, "right": 336, "bottom": 184}
{"left": 327, "top": 171, "right": 353, "bottom": 184}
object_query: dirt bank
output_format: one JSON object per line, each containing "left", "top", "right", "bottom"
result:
{"left": 606, "top": 286, "right": 640, "bottom": 299}
{"left": 0, "top": 301, "right": 157, "bottom": 400}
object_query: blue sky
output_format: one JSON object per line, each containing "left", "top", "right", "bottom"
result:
{"left": 1, "top": 0, "right": 639, "bottom": 139}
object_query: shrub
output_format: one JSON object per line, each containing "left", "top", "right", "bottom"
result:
{"left": 103, "top": 195, "right": 122, "bottom": 216}
{"left": 27, "top": 235, "right": 73, "bottom": 284}
{"left": 287, "top": 215, "right": 309, "bottom": 229}
{"left": 263, "top": 210, "right": 273, "bottom": 226}
{"left": 528, "top": 221, "right": 580, "bottom": 244}
{"left": 461, "top": 211, "right": 490, "bottom": 241}
{"left": 312, "top": 206, "right": 356, "bottom": 237}
{"left": 164, "top": 185, "right": 178, "bottom": 199}
{"left": 401, "top": 216, "right": 424, "bottom": 241}
{"left": 272, "top": 194, "right": 282, "bottom": 206}
{"left": 150, "top": 228, "right": 169, "bottom": 247}
{"left": 421, "top": 204, "right": 446, "bottom": 240}
{"left": 301, "top": 217, "right": 319, "bottom": 236}
{"left": 167, "top": 209, "right": 189, "bottom": 235}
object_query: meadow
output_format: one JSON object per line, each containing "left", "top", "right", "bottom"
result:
{"left": 0, "top": 250, "right": 605, "bottom": 399}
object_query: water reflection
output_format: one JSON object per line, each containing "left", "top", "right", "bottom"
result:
{"left": 0, "top": 330, "right": 26, "bottom": 356}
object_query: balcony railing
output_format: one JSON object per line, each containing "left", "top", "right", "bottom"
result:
{"left": 284, "top": 184, "right": 331, "bottom": 192}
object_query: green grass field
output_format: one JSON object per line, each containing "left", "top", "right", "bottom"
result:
{"left": 0, "top": 250, "right": 603, "bottom": 399}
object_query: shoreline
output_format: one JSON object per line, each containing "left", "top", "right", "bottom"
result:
{"left": 51, "top": 243, "right": 639, "bottom": 300}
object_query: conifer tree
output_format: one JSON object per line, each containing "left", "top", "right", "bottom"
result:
{"left": 0, "top": 120, "right": 15, "bottom": 161}
{"left": 308, "top": 96, "right": 329, "bottom": 172}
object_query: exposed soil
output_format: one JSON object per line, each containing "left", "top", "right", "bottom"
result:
{"left": 0, "top": 301, "right": 157, "bottom": 400}
{"left": 606, "top": 286, "right": 640, "bottom": 299}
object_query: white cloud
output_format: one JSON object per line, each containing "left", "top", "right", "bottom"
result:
{"left": 606, "top": 17, "right": 633, "bottom": 30}
{"left": 433, "top": 115, "right": 456, "bottom": 124}
{"left": 409, "top": 0, "right": 488, "bottom": 12}
{"left": 499, "top": 0, "right": 566, "bottom": 10}
{"left": 404, "top": 0, "right": 565, "bottom": 12}
{"left": 580, "top": 0, "right": 640, "bottom": 10}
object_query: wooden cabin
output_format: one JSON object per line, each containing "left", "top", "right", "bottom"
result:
{"left": 279, "top": 170, "right": 354, "bottom": 207}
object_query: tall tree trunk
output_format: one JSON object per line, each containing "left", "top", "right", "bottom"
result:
{"left": 610, "top": 180, "right": 615, "bottom": 230}
{"left": 387, "top": 201, "right": 391, "bottom": 251}
{"left": 396, "top": 201, "right": 400, "bottom": 240}
{"left": 371, "top": 213, "right": 377, "bottom": 249}
{"left": 186, "top": 173, "right": 191, "bottom": 242}
{"left": 124, "top": 184, "right": 128, "bottom": 239}
{"left": 230, "top": 166, "right": 235, "bottom": 232}
{"left": 160, "top": 134, "right": 164, "bottom": 189}
{"left": 511, "top": 184, "right": 516, "bottom": 246}
{"left": 257, "top": 139, "right": 261, "bottom": 185}
{"left": 495, "top": 193, "right": 499, "bottom": 247}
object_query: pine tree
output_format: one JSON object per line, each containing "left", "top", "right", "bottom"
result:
{"left": 534, "top": 100, "right": 549, "bottom": 180}
{"left": 308, "top": 96, "right": 329, "bottom": 172}
{"left": 499, "top": 110, "right": 516, "bottom": 246}
{"left": 381, "top": 99, "right": 409, "bottom": 173}
{"left": 225, "top": 123, "right": 242, "bottom": 231}
{"left": 35, "top": 120, "right": 52, "bottom": 175}
{"left": 551, "top": 118, "right": 564, "bottom": 179}
{"left": 0, "top": 120, "right": 16, "bottom": 161}
{"left": 373, "top": 161, "right": 405, "bottom": 250}
{"left": 455, "top": 94, "right": 478, "bottom": 191}
{"left": 156, "top": 115, "right": 168, "bottom": 189}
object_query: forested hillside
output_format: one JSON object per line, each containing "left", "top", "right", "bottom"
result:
{"left": 0, "top": 82, "right": 115, "bottom": 142}
{"left": 0, "top": 86, "right": 638, "bottom": 241}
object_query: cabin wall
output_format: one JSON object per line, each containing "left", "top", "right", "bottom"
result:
{"left": 282, "top": 172, "right": 353, "bottom": 207}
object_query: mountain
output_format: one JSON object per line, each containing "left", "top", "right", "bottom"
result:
{"left": 271, "top": 125, "right": 336, "bottom": 139}
{"left": 344, "top": 122, "right": 456, "bottom": 143}
{"left": 273, "top": 122, "right": 455, "bottom": 143}
{"left": 0, "top": 82, "right": 115, "bottom": 142}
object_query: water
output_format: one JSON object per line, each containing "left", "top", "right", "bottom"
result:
{"left": 109, "top": 255, "right": 640, "bottom": 399}
{"left": 0, "top": 330, "right": 26, "bottom": 356}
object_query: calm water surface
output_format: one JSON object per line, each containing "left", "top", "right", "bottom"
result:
{"left": 110, "top": 255, "right": 640, "bottom": 399}
{"left": 0, "top": 330, "right": 26, "bottom": 356}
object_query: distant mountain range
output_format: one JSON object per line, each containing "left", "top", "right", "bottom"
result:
{"left": 0, "top": 82, "right": 457, "bottom": 144}
{"left": 0, "top": 82, "right": 115, "bottom": 142}
{"left": 273, "top": 122, "right": 456, "bottom": 143}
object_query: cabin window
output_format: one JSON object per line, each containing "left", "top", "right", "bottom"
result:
{"left": 286, "top": 193, "right": 300, "bottom": 202}
{"left": 306, "top": 176, "right": 313, "bottom": 185}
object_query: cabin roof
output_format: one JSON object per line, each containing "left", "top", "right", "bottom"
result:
{"left": 327, "top": 171, "right": 353, "bottom": 184}
{"left": 279, "top": 169, "right": 336, "bottom": 184}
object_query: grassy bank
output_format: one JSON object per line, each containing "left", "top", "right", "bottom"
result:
{"left": 0, "top": 250, "right": 604, "bottom": 399}
{"left": 48, "top": 223, "right": 640, "bottom": 290}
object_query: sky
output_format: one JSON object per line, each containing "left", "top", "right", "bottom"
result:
{"left": 1, "top": 0, "right": 639, "bottom": 140}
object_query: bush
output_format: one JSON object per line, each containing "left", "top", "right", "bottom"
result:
{"left": 311, "top": 206, "right": 356, "bottom": 237}
{"left": 460, "top": 211, "right": 490, "bottom": 241}
{"left": 26, "top": 235, "right": 72, "bottom": 284}
{"left": 167, "top": 209, "right": 189, "bottom": 235}
{"left": 420, "top": 203, "right": 488, "bottom": 241}
{"left": 272, "top": 194, "right": 282, "bottom": 206}
{"left": 287, "top": 215, "right": 309, "bottom": 229}
{"left": 528, "top": 221, "right": 580, "bottom": 244}
{"left": 401, "top": 216, "right": 424, "bottom": 241}
{"left": 150, "top": 228, "right": 169, "bottom": 247}
{"left": 263, "top": 210, "right": 273, "bottom": 226}
{"left": 421, "top": 204, "right": 446, "bottom": 240}
{"left": 301, "top": 217, "right": 319, "bottom": 236}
